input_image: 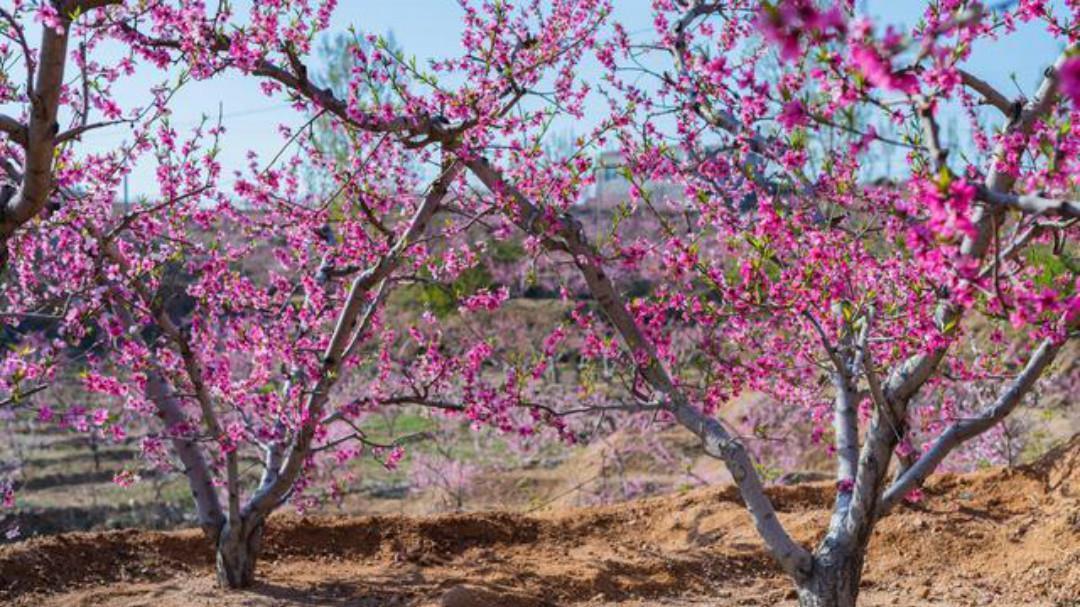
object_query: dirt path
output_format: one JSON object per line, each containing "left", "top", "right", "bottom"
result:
{"left": 2, "top": 438, "right": 1077, "bottom": 607}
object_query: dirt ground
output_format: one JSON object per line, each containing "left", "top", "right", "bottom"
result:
{"left": 1, "top": 437, "right": 1077, "bottom": 607}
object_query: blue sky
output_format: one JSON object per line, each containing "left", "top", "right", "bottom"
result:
{"left": 60, "top": 1, "right": 1068, "bottom": 197}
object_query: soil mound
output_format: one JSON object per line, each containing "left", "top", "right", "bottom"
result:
{"left": 2, "top": 436, "right": 1077, "bottom": 606}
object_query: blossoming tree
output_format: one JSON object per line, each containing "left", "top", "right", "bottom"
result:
{"left": 591, "top": 3, "right": 1079, "bottom": 604}
{"left": 3, "top": 0, "right": 609, "bottom": 588}
{"left": 0, "top": 1, "right": 1077, "bottom": 605}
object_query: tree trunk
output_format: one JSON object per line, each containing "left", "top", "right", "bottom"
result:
{"left": 215, "top": 518, "right": 265, "bottom": 589}
{"left": 796, "top": 550, "right": 863, "bottom": 607}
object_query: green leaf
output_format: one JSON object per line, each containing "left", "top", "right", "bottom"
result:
{"left": 935, "top": 165, "right": 952, "bottom": 191}
{"left": 840, "top": 300, "right": 855, "bottom": 323}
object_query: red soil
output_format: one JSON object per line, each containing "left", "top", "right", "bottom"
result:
{"left": 2, "top": 437, "right": 1077, "bottom": 606}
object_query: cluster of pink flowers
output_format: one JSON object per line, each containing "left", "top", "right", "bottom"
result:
{"left": 757, "top": 0, "right": 848, "bottom": 62}
{"left": 0, "top": 2, "right": 1075, "bottom": 575}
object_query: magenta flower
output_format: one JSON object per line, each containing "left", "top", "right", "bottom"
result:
{"left": 851, "top": 44, "right": 919, "bottom": 94}
{"left": 112, "top": 470, "right": 138, "bottom": 488}
{"left": 36, "top": 405, "right": 54, "bottom": 423}
{"left": 1059, "top": 57, "right": 1080, "bottom": 106}
{"left": 92, "top": 408, "right": 110, "bottom": 427}
{"left": 778, "top": 100, "right": 810, "bottom": 130}
{"left": 758, "top": 1, "right": 847, "bottom": 63}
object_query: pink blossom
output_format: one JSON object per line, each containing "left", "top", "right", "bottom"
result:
{"left": 704, "top": 56, "right": 728, "bottom": 86}
{"left": 851, "top": 44, "right": 919, "bottom": 94}
{"left": 384, "top": 445, "right": 405, "bottom": 471}
{"left": 459, "top": 286, "right": 510, "bottom": 312}
{"left": 1059, "top": 57, "right": 1080, "bottom": 106}
{"left": 92, "top": 408, "right": 110, "bottom": 427}
{"left": 758, "top": 1, "right": 847, "bottom": 63}
{"left": 35, "top": 3, "right": 64, "bottom": 34}
{"left": 903, "top": 488, "right": 925, "bottom": 504}
{"left": 778, "top": 100, "right": 810, "bottom": 130}
{"left": 113, "top": 470, "right": 139, "bottom": 488}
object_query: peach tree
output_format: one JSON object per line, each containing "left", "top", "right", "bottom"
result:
{"left": 0, "top": 1, "right": 1077, "bottom": 605}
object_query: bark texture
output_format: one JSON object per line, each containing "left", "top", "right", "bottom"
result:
{"left": 796, "top": 548, "right": 863, "bottom": 607}
{"left": 215, "top": 517, "right": 265, "bottom": 589}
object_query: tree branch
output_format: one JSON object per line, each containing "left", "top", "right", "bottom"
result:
{"left": 243, "top": 159, "right": 461, "bottom": 522}
{"left": 878, "top": 335, "right": 1066, "bottom": 514}
{"left": 884, "top": 44, "right": 1075, "bottom": 406}
{"left": 0, "top": 21, "right": 70, "bottom": 243}
{"left": 109, "top": 302, "right": 225, "bottom": 539}
{"left": 974, "top": 186, "right": 1080, "bottom": 218}
{"left": 55, "top": 119, "right": 129, "bottom": 144}
{"left": 0, "top": 114, "right": 26, "bottom": 146}
{"left": 957, "top": 68, "right": 1013, "bottom": 116}
{"left": 144, "top": 367, "right": 227, "bottom": 539}
{"left": 464, "top": 156, "right": 813, "bottom": 581}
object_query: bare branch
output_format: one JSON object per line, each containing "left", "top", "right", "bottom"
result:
{"left": 879, "top": 335, "right": 1066, "bottom": 514}
{"left": 803, "top": 311, "right": 846, "bottom": 374}
{"left": 0, "top": 114, "right": 26, "bottom": 146}
{"left": 974, "top": 186, "right": 1080, "bottom": 218}
{"left": 916, "top": 99, "right": 948, "bottom": 174}
{"left": 957, "top": 68, "right": 1013, "bottom": 116}
{"left": 313, "top": 428, "right": 434, "bottom": 454}
{"left": 55, "top": 119, "right": 129, "bottom": 144}
{"left": 0, "top": 383, "right": 49, "bottom": 409}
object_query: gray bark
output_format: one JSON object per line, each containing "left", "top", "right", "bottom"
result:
{"left": 242, "top": 160, "right": 461, "bottom": 523}
{"left": 215, "top": 516, "right": 265, "bottom": 589}
{"left": 465, "top": 157, "right": 813, "bottom": 579}
{"left": 145, "top": 370, "right": 226, "bottom": 538}
{"left": 880, "top": 336, "right": 1065, "bottom": 513}
{"left": 796, "top": 547, "right": 863, "bottom": 607}
{"left": 832, "top": 375, "right": 859, "bottom": 488}
{"left": 826, "top": 371, "right": 859, "bottom": 537}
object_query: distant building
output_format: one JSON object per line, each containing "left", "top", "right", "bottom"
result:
{"left": 586, "top": 150, "right": 683, "bottom": 205}
{"left": 584, "top": 149, "right": 758, "bottom": 216}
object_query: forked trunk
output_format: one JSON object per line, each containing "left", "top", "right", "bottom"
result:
{"left": 796, "top": 549, "right": 863, "bottom": 607}
{"left": 215, "top": 517, "right": 265, "bottom": 589}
